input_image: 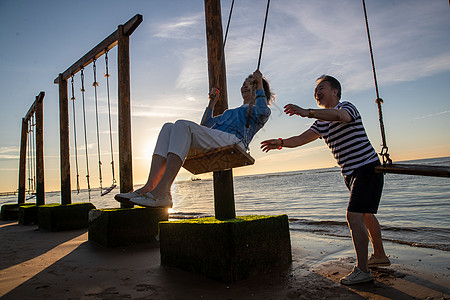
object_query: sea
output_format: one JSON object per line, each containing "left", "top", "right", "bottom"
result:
{"left": 1, "top": 156, "right": 449, "bottom": 252}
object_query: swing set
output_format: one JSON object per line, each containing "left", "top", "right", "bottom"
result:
{"left": 187, "top": 0, "right": 449, "bottom": 178}
{"left": 8, "top": 0, "right": 447, "bottom": 227}
{"left": 17, "top": 92, "right": 45, "bottom": 205}
{"left": 68, "top": 50, "right": 117, "bottom": 199}
{"left": 55, "top": 14, "right": 142, "bottom": 205}
{"left": 50, "top": 1, "right": 447, "bottom": 211}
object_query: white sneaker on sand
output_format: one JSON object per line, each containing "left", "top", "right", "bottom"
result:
{"left": 131, "top": 192, "right": 173, "bottom": 208}
{"left": 340, "top": 266, "right": 373, "bottom": 285}
{"left": 114, "top": 191, "right": 142, "bottom": 204}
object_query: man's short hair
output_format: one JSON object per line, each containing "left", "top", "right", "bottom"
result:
{"left": 316, "top": 75, "right": 341, "bottom": 99}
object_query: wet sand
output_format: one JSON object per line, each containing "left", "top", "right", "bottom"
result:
{"left": 0, "top": 220, "right": 449, "bottom": 299}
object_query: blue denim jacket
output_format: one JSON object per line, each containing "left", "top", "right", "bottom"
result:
{"left": 201, "top": 89, "right": 271, "bottom": 147}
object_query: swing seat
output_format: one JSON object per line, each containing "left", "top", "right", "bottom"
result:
{"left": 101, "top": 184, "right": 117, "bottom": 196}
{"left": 375, "top": 163, "right": 450, "bottom": 178}
{"left": 183, "top": 144, "right": 255, "bottom": 175}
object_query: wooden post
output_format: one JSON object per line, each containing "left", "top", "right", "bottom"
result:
{"left": 59, "top": 74, "right": 71, "bottom": 205}
{"left": 118, "top": 25, "right": 134, "bottom": 208}
{"left": 204, "top": 0, "right": 236, "bottom": 220}
{"left": 18, "top": 118, "right": 28, "bottom": 204}
{"left": 35, "top": 92, "right": 45, "bottom": 205}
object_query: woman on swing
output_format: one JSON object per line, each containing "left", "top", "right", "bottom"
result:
{"left": 115, "top": 69, "right": 273, "bottom": 208}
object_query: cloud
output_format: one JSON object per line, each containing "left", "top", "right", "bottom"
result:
{"left": 0, "top": 154, "right": 18, "bottom": 160}
{"left": 132, "top": 110, "right": 178, "bottom": 118}
{"left": 153, "top": 13, "right": 204, "bottom": 40}
{"left": 414, "top": 110, "right": 450, "bottom": 121}
{"left": 175, "top": 47, "right": 208, "bottom": 93}
{"left": 131, "top": 101, "right": 204, "bottom": 120}
{"left": 224, "top": 0, "right": 450, "bottom": 96}
{"left": 379, "top": 53, "right": 450, "bottom": 84}
{"left": 0, "top": 146, "right": 19, "bottom": 159}
{"left": 0, "top": 146, "right": 19, "bottom": 154}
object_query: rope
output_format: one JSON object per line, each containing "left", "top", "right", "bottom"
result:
{"left": 212, "top": 0, "right": 235, "bottom": 89}
{"left": 362, "top": 0, "right": 391, "bottom": 165}
{"left": 257, "top": 0, "right": 270, "bottom": 70}
{"left": 27, "top": 120, "right": 32, "bottom": 194}
{"left": 93, "top": 59, "right": 103, "bottom": 194}
{"left": 104, "top": 51, "right": 117, "bottom": 188}
{"left": 80, "top": 68, "right": 91, "bottom": 200}
{"left": 71, "top": 75, "right": 81, "bottom": 193}
{"left": 31, "top": 113, "right": 36, "bottom": 192}
{"left": 245, "top": 0, "right": 271, "bottom": 142}
{"left": 243, "top": 85, "right": 256, "bottom": 150}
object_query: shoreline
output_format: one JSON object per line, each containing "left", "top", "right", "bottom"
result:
{"left": 0, "top": 220, "right": 449, "bottom": 299}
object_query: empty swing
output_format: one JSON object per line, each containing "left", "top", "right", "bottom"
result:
{"left": 102, "top": 50, "right": 117, "bottom": 195}
{"left": 69, "top": 52, "right": 118, "bottom": 198}
{"left": 80, "top": 68, "right": 92, "bottom": 199}
{"left": 361, "top": 0, "right": 449, "bottom": 178}
{"left": 183, "top": 0, "right": 271, "bottom": 175}
{"left": 92, "top": 54, "right": 117, "bottom": 196}
{"left": 70, "top": 75, "right": 81, "bottom": 194}
{"left": 26, "top": 116, "right": 36, "bottom": 199}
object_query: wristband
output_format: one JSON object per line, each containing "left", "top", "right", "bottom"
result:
{"left": 308, "top": 109, "right": 315, "bottom": 118}
{"left": 277, "top": 138, "right": 284, "bottom": 150}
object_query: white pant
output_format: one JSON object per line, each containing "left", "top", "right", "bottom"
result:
{"left": 153, "top": 120, "right": 242, "bottom": 162}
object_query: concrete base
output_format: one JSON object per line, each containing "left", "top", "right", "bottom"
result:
{"left": 18, "top": 204, "right": 39, "bottom": 225}
{"left": 38, "top": 203, "right": 96, "bottom": 231}
{"left": 1, "top": 203, "right": 35, "bottom": 221}
{"left": 159, "top": 215, "right": 292, "bottom": 283}
{"left": 88, "top": 207, "right": 169, "bottom": 248}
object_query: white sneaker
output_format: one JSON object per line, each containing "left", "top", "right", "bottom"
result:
{"left": 340, "top": 267, "right": 373, "bottom": 285}
{"left": 131, "top": 192, "right": 173, "bottom": 208}
{"left": 114, "top": 191, "right": 142, "bottom": 204}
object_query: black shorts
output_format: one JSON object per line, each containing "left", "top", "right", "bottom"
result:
{"left": 344, "top": 161, "right": 384, "bottom": 214}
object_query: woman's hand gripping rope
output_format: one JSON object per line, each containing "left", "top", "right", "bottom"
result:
{"left": 208, "top": 87, "right": 220, "bottom": 108}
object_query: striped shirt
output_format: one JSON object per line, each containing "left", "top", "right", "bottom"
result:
{"left": 309, "top": 101, "right": 379, "bottom": 175}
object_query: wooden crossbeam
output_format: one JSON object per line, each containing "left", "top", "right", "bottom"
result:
{"left": 54, "top": 14, "right": 142, "bottom": 83}
{"left": 24, "top": 91, "right": 45, "bottom": 122}
{"left": 375, "top": 163, "right": 450, "bottom": 178}
{"left": 183, "top": 144, "right": 255, "bottom": 175}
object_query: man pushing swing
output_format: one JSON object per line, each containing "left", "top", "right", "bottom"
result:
{"left": 261, "top": 75, "right": 390, "bottom": 285}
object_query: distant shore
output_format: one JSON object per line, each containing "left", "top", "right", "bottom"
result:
{"left": 1, "top": 220, "right": 448, "bottom": 299}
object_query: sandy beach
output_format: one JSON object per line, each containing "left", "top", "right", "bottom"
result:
{"left": 0, "top": 220, "right": 449, "bottom": 299}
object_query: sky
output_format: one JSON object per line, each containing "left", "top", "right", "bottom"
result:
{"left": 0, "top": 0, "right": 449, "bottom": 192}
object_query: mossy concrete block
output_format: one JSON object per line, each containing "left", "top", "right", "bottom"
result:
{"left": 1, "top": 203, "right": 35, "bottom": 221}
{"left": 88, "top": 207, "right": 169, "bottom": 248}
{"left": 38, "top": 203, "right": 96, "bottom": 231}
{"left": 159, "top": 215, "right": 292, "bottom": 283}
{"left": 18, "top": 204, "right": 39, "bottom": 225}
